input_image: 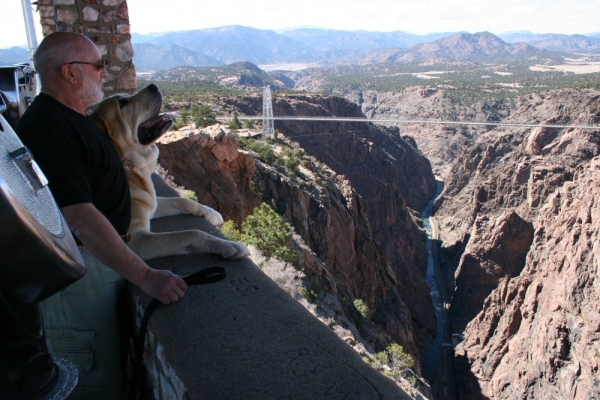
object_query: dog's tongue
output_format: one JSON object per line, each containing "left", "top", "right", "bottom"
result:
{"left": 138, "top": 114, "right": 175, "bottom": 145}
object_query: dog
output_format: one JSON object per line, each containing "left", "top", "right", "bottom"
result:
{"left": 90, "top": 84, "right": 249, "bottom": 261}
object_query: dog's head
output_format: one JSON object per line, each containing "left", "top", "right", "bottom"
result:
{"left": 91, "top": 84, "right": 174, "bottom": 168}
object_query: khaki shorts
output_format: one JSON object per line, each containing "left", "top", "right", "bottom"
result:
{"left": 41, "top": 247, "right": 126, "bottom": 400}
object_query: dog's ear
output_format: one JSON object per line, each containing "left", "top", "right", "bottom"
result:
{"left": 91, "top": 108, "right": 113, "bottom": 138}
{"left": 90, "top": 99, "right": 126, "bottom": 158}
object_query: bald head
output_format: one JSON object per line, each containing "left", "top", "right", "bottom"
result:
{"left": 34, "top": 32, "right": 99, "bottom": 88}
{"left": 33, "top": 32, "right": 107, "bottom": 114}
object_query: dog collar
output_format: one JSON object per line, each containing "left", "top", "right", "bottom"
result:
{"left": 122, "top": 159, "right": 138, "bottom": 171}
{"left": 122, "top": 157, "right": 158, "bottom": 172}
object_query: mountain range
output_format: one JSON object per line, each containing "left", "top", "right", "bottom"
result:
{"left": 130, "top": 27, "right": 600, "bottom": 72}
{"left": 2, "top": 26, "right": 600, "bottom": 72}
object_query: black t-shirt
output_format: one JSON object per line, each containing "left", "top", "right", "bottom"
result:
{"left": 16, "top": 93, "right": 131, "bottom": 235}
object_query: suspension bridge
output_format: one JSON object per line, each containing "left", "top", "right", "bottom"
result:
{"left": 216, "top": 86, "right": 600, "bottom": 132}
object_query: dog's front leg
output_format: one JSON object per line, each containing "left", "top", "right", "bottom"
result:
{"left": 128, "top": 230, "right": 249, "bottom": 261}
{"left": 153, "top": 197, "right": 223, "bottom": 226}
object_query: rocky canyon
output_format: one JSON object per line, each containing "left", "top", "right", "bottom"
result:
{"left": 155, "top": 86, "right": 599, "bottom": 399}
{"left": 432, "top": 88, "right": 600, "bottom": 399}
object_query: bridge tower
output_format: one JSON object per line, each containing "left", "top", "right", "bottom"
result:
{"left": 262, "top": 85, "right": 275, "bottom": 139}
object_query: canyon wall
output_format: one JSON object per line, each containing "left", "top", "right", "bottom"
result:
{"left": 434, "top": 88, "right": 600, "bottom": 398}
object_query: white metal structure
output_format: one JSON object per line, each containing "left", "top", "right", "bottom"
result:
{"left": 21, "top": 0, "right": 38, "bottom": 68}
{"left": 262, "top": 85, "right": 275, "bottom": 139}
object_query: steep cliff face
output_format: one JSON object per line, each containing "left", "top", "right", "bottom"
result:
{"left": 434, "top": 88, "right": 600, "bottom": 398}
{"left": 226, "top": 93, "right": 438, "bottom": 353}
{"left": 156, "top": 127, "right": 262, "bottom": 225}
{"left": 449, "top": 210, "right": 534, "bottom": 332}
{"left": 344, "top": 87, "right": 513, "bottom": 178}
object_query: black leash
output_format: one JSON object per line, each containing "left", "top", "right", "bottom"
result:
{"left": 128, "top": 266, "right": 227, "bottom": 400}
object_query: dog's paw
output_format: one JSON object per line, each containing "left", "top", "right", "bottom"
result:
{"left": 221, "top": 241, "right": 250, "bottom": 259}
{"left": 203, "top": 207, "right": 224, "bottom": 226}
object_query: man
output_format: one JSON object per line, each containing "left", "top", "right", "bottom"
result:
{"left": 16, "top": 32, "right": 187, "bottom": 399}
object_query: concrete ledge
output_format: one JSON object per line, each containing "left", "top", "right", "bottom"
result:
{"left": 131, "top": 178, "right": 412, "bottom": 399}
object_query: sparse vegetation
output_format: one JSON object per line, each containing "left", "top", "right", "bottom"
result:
{"left": 227, "top": 111, "right": 243, "bottom": 130}
{"left": 182, "top": 190, "right": 197, "bottom": 201}
{"left": 299, "top": 286, "right": 320, "bottom": 303}
{"left": 353, "top": 299, "right": 370, "bottom": 319}
{"left": 288, "top": 60, "right": 600, "bottom": 107}
{"left": 220, "top": 220, "right": 242, "bottom": 242}
{"left": 375, "top": 343, "right": 415, "bottom": 381}
{"left": 193, "top": 104, "right": 217, "bottom": 128}
{"left": 220, "top": 203, "right": 297, "bottom": 263}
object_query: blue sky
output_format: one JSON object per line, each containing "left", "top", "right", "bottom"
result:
{"left": 1, "top": 0, "right": 599, "bottom": 49}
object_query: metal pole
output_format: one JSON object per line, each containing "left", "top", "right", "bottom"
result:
{"left": 21, "top": 0, "right": 38, "bottom": 66}
{"left": 20, "top": 0, "right": 40, "bottom": 95}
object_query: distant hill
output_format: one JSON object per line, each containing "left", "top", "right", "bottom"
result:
{"left": 130, "top": 26, "right": 598, "bottom": 73}
{"left": 0, "top": 46, "right": 29, "bottom": 66}
{"left": 131, "top": 32, "right": 168, "bottom": 44}
{"left": 278, "top": 28, "right": 456, "bottom": 61}
{"left": 500, "top": 32, "right": 600, "bottom": 53}
{"left": 144, "top": 61, "right": 293, "bottom": 90}
{"left": 146, "top": 25, "right": 299, "bottom": 65}
{"left": 359, "top": 32, "right": 551, "bottom": 64}
{"left": 133, "top": 43, "right": 223, "bottom": 72}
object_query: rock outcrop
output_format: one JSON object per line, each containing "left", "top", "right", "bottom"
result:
{"left": 435, "top": 88, "right": 600, "bottom": 398}
{"left": 343, "top": 87, "right": 513, "bottom": 178}
{"left": 157, "top": 127, "right": 262, "bottom": 225}
{"left": 450, "top": 211, "right": 534, "bottom": 332}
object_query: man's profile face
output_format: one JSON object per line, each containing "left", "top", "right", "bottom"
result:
{"left": 73, "top": 41, "right": 108, "bottom": 108}
{"left": 77, "top": 67, "right": 105, "bottom": 108}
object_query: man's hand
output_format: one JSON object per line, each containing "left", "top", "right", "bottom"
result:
{"left": 61, "top": 203, "right": 188, "bottom": 304}
{"left": 138, "top": 268, "right": 188, "bottom": 304}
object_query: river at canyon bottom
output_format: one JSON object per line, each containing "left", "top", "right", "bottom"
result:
{"left": 420, "top": 179, "right": 445, "bottom": 383}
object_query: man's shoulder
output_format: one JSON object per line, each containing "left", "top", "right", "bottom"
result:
{"left": 18, "top": 94, "right": 98, "bottom": 138}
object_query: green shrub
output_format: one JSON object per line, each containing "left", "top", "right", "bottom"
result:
{"left": 192, "top": 104, "right": 217, "bottom": 128}
{"left": 220, "top": 220, "right": 242, "bottom": 241}
{"left": 258, "top": 146, "right": 277, "bottom": 164}
{"left": 282, "top": 148, "right": 294, "bottom": 158}
{"left": 227, "top": 112, "right": 243, "bottom": 129}
{"left": 353, "top": 299, "right": 370, "bottom": 319}
{"left": 299, "top": 287, "right": 319, "bottom": 303}
{"left": 375, "top": 343, "right": 415, "bottom": 381}
{"left": 225, "top": 203, "right": 297, "bottom": 263}
{"left": 275, "top": 154, "right": 285, "bottom": 166}
{"left": 174, "top": 109, "right": 191, "bottom": 130}
{"left": 182, "top": 190, "right": 197, "bottom": 201}
{"left": 284, "top": 157, "right": 300, "bottom": 174}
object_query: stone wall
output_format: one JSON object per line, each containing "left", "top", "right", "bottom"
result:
{"left": 36, "top": 0, "right": 136, "bottom": 95}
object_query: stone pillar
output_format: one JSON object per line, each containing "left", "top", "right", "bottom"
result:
{"left": 36, "top": 0, "right": 137, "bottom": 95}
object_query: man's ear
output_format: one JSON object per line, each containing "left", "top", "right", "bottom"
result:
{"left": 60, "top": 63, "right": 79, "bottom": 85}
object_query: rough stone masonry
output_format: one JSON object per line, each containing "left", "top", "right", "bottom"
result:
{"left": 36, "top": 0, "right": 137, "bottom": 95}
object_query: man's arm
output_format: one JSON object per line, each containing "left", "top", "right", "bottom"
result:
{"left": 61, "top": 203, "right": 187, "bottom": 304}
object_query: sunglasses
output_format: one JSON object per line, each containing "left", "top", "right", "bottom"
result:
{"left": 67, "top": 59, "right": 109, "bottom": 71}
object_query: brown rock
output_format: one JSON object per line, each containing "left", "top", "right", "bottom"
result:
{"left": 526, "top": 118, "right": 560, "bottom": 155}
{"left": 158, "top": 129, "right": 261, "bottom": 225}
{"left": 450, "top": 211, "right": 534, "bottom": 332}
{"left": 436, "top": 88, "right": 600, "bottom": 399}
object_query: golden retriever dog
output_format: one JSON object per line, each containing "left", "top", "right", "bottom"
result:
{"left": 90, "top": 84, "right": 249, "bottom": 260}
